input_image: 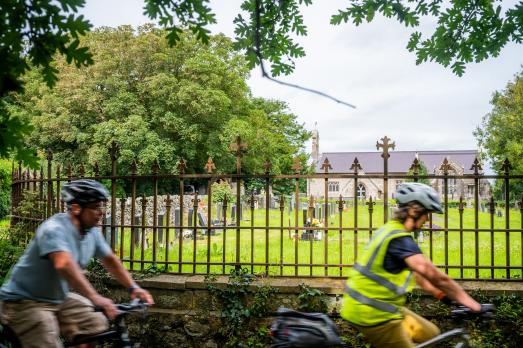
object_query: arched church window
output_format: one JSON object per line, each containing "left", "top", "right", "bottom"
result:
{"left": 357, "top": 183, "right": 366, "bottom": 199}
{"left": 328, "top": 181, "right": 339, "bottom": 192}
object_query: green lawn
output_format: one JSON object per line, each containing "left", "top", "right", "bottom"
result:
{"left": 114, "top": 206, "right": 522, "bottom": 280}
{"left": 0, "top": 219, "right": 9, "bottom": 238}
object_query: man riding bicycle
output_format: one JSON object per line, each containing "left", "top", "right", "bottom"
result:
{"left": 0, "top": 179, "right": 154, "bottom": 348}
{"left": 341, "top": 182, "right": 485, "bottom": 348}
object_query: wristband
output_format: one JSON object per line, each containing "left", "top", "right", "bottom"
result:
{"left": 128, "top": 284, "right": 140, "bottom": 294}
{"left": 435, "top": 291, "right": 445, "bottom": 300}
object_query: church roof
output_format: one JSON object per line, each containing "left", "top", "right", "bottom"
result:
{"left": 316, "top": 150, "right": 480, "bottom": 174}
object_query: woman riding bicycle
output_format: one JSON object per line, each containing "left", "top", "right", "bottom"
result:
{"left": 341, "top": 182, "right": 486, "bottom": 348}
{"left": 0, "top": 180, "right": 154, "bottom": 348}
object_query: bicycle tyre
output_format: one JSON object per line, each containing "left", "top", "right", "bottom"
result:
{"left": 0, "top": 324, "right": 22, "bottom": 348}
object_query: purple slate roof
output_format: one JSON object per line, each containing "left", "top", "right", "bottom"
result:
{"left": 316, "top": 150, "right": 480, "bottom": 174}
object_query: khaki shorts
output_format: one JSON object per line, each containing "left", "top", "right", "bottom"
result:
{"left": 0, "top": 293, "right": 108, "bottom": 348}
{"left": 354, "top": 307, "right": 440, "bottom": 348}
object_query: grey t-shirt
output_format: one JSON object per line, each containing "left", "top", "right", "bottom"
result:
{"left": 0, "top": 213, "right": 112, "bottom": 303}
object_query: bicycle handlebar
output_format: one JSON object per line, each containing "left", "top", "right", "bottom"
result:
{"left": 94, "top": 299, "right": 150, "bottom": 317}
{"left": 115, "top": 299, "right": 150, "bottom": 313}
{"left": 451, "top": 304, "right": 496, "bottom": 319}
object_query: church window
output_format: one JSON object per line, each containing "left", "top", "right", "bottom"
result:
{"left": 357, "top": 183, "right": 366, "bottom": 199}
{"left": 328, "top": 181, "right": 339, "bottom": 192}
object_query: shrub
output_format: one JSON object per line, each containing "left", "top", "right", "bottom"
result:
{"left": 211, "top": 180, "right": 234, "bottom": 204}
{"left": 0, "top": 160, "right": 11, "bottom": 220}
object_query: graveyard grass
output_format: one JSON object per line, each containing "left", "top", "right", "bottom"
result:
{"left": 115, "top": 204, "right": 523, "bottom": 279}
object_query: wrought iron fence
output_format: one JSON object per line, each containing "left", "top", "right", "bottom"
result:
{"left": 10, "top": 137, "right": 523, "bottom": 281}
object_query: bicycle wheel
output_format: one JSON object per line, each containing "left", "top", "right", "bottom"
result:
{"left": 0, "top": 324, "right": 22, "bottom": 348}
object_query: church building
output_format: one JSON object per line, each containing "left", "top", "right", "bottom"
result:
{"left": 307, "top": 128, "right": 491, "bottom": 201}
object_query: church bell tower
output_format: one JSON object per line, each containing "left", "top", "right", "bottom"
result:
{"left": 311, "top": 123, "right": 320, "bottom": 167}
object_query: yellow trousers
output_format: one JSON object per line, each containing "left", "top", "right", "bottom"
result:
{"left": 354, "top": 307, "right": 440, "bottom": 348}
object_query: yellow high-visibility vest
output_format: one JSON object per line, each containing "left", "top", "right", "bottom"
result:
{"left": 341, "top": 220, "right": 415, "bottom": 326}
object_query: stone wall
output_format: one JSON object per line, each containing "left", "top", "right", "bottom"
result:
{"left": 99, "top": 275, "right": 523, "bottom": 347}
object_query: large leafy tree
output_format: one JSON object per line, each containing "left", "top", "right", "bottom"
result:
{"left": 475, "top": 70, "right": 523, "bottom": 200}
{"left": 11, "top": 26, "right": 310, "bottom": 179}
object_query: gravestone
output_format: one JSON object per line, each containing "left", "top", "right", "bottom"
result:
{"left": 103, "top": 214, "right": 118, "bottom": 245}
{"left": 231, "top": 205, "right": 243, "bottom": 220}
{"left": 198, "top": 211, "right": 210, "bottom": 235}
{"left": 157, "top": 213, "right": 164, "bottom": 246}
{"left": 186, "top": 208, "right": 197, "bottom": 239}
{"left": 272, "top": 196, "right": 279, "bottom": 209}
{"left": 188, "top": 208, "right": 195, "bottom": 227}
{"left": 216, "top": 204, "right": 222, "bottom": 221}
{"left": 302, "top": 209, "right": 308, "bottom": 226}
{"left": 174, "top": 207, "right": 181, "bottom": 238}
{"left": 132, "top": 214, "right": 141, "bottom": 247}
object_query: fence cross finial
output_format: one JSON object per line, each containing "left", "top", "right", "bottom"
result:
{"left": 191, "top": 191, "right": 200, "bottom": 207}
{"left": 178, "top": 159, "right": 187, "bottom": 174}
{"left": 93, "top": 162, "right": 100, "bottom": 177}
{"left": 248, "top": 192, "right": 257, "bottom": 209}
{"left": 279, "top": 195, "right": 285, "bottom": 211}
{"left": 130, "top": 159, "right": 137, "bottom": 175}
{"left": 366, "top": 196, "right": 376, "bottom": 212}
{"left": 263, "top": 159, "right": 272, "bottom": 174}
{"left": 291, "top": 157, "right": 303, "bottom": 173}
{"left": 410, "top": 158, "right": 421, "bottom": 174}
{"left": 501, "top": 158, "right": 512, "bottom": 175}
{"left": 470, "top": 157, "right": 482, "bottom": 175}
{"left": 440, "top": 157, "right": 452, "bottom": 175}
{"left": 458, "top": 196, "right": 465, "bottom": 212}
{"left": 67, "top": 164, "right": 73, "bottom": 179}
{"left": 204, "top": 157, "right": 215, "bottom": 174}
{"left": 152, "top": 159, "right": 160, "bottom": 174}
{"left": 336, "top": 195, "right": 344, "bottom": 211}
{"left": 350, "top": 157, "right": 362, "bottom": 174}
{"left": 109, "top": 140, "right": 120, "bottom": 161}
{"left": 376, "top": 136, "right": 395, "bottom": 159}
{"left": 489, "top": 196, "right": 496, "bottom": 214}
{"left": 165, "top": 194, "right": 172, "bottom": 207}
{"left": 308, "top": 195, "right": 315, "bottom": 209}
{"left": 46, "top": 149, "right": 53, "bottom": 161}
{"left": 229, "top": 135, "right": 247, "bottom": 174}
{"left": 321, "top": 158, "right": 332, "bottom": 173}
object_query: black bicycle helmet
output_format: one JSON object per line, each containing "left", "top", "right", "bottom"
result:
{"left": 61, "top": 179, "right": 109, "bottom": 206}
{"left": 395, "top": 182, "right": 443, "bottom": 214}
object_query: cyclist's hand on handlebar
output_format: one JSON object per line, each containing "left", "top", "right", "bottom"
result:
{"left": 452, "top": 304, "right": 495, "bottom": 319}
{"left": 92, "top": 295, "right": 118, "bottom": 320}
{"left": 130, "top": 286, "right": 154, "bottom": 305}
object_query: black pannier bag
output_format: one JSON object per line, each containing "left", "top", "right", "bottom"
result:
{"left": 270, "top": 307, "right": 347, "bottom": 347}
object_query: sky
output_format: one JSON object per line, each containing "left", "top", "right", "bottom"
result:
{"left": 80, "top": 0, "right": 523, "bottom": 157}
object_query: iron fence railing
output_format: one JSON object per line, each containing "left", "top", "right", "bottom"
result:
{"left": 9, "top": 137, "right": 523, "bottom": 280}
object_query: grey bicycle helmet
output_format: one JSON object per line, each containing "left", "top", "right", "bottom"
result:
{"left": 395, "top": 182, "right": 443, "bottom": 214}
{"left": 61, "top": 179, "right": 109, "bottom": 206}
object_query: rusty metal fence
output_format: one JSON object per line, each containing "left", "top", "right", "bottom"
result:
{"left": 10, "top": 137, "right": 523, "bottom": 281}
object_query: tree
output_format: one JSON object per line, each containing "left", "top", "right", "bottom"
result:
{"left": 406, "top": 159, "right": 430, "bottom": 185}
{"left": 475, "top": 70, "right": 523, "bottom": 200}
{"left": 11, "top": 26, "right": 310, "bottom": 180}
{"left": 0, "top": 159, "right": 12, "bottom": 220}
{"left": 3, "top": 0, "right": 523, "bottom": 163}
